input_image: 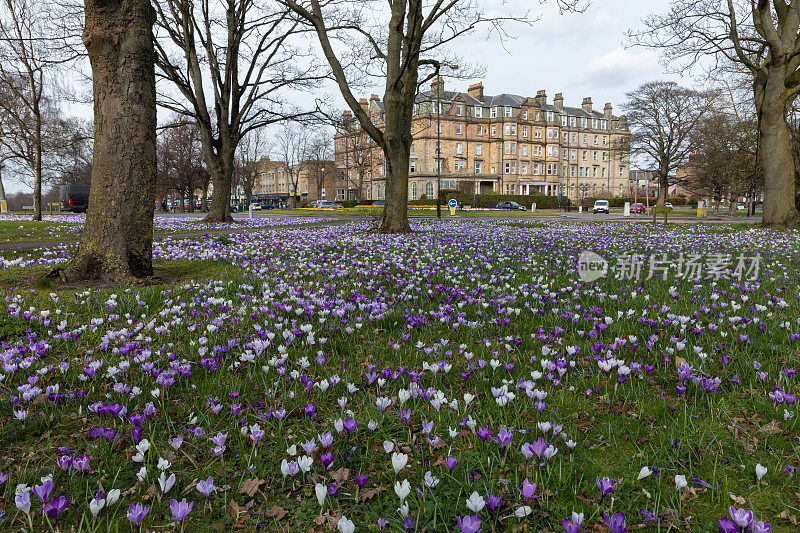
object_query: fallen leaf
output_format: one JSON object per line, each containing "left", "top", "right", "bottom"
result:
{"left": 729, "top": 493, "right": 746, "bottom": 505}
{"left": 759, "top": 421, "right": 782, "bottom": 434}
{"left": 330, "top": 467, "right": 349, "bottom": 484}
{"left": 239, "top": 478, "right": 264, "bottom": 497}
{"left": 361, "top": 485, "right": 385, "bottom": 502}
{"left": 267, "top": 505, "right": 288, "bottom": 520}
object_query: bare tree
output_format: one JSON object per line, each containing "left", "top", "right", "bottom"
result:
{"left": 158, "top": 121, "right": 206, "bottom": 212}
{"left": 275, "top": 122, "right": 310, "bottom": 207}
{"left": 0, "top": 0, "right": 64, "bottom": 220}
{"left": 622, "top": 81, "right": 717, "bottom": 207}
{"left": 301, "top": 129, "right": 331, "bottom": 200}
{"left": 278, "top": 0, "right": 584, "bottom": 233}
{"left": 60, "top": 0, "right": 158, "bottom": 282}
{"left": 152, "top": 0, "right": 323, "bottom": 223}
{"left": 632, "top": 0, "right": 800, "bottom": 226}
{"left": 236, "top": 127, "right": 270, "bottom": 206}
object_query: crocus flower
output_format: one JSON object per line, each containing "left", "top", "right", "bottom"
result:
{"left": 466, "top": 491, "right": 485, "bottom": 512}
{"left": 729, "top": 507, "right": 753, "bottom": 528}
{"left": 337, "top": 515, "right": 355, "bottom": 533}
{"left": 456, "top": 515, "right": 482, "bottom": 533}
{"left": 43, "top": 495, "right": 70, "bottom": 520}
{"left": 563, "top": 512, "right": 584, "bottom": 533}
{"left": 169, "top": 498, "right": 194, "bottom": 522}
{"left": 32, "top": 480, "right": 54, "bottom": 504}
{"left": 752, "top": 521, "right": 771, "bottom": 533}
{"left": 355, "top": 475, "right": 368, "bottom": 487}
{"left": 516, "top": 479, "right": 536, "bottom": 501}
{"left": 604, "top": 512, "right": 626, "bottom": 533}
{"left": 392, "top": 452, "right": 408, "bottom": 474}
{"left": 485, "top": 494, "right": 502, "bottom": 513}
{"left": 596, "top": 476, "right": 615, "bottom": 496}
{"left": 15, "top": 490, "right": 31, "bottom": 514}
{"left": 717, "top": 518, "right": 738, "bottom": 533}
{"left": 445, "top": 456, "right": 458, "bottom": 471}
{"left": 315, "top": 483, "right": 326, "bottom": 507}
{"left": 196, "top": 477, "right": 216, "bottom": 497}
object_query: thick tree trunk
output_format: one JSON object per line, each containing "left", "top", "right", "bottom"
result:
{"left": 758, "top": 71, "right": 800, "bottom": 227}
{"left": 379, "top": 91, "right": 412, "bottom": 233}
{"left": 656, "top": 166, "right": 668, "bottom": 207}
{"left": 62, "top": 0, "right": 157, "bottom": 282}
{"left": 0, "top": 172, "right": 6, "bottom": 203}
{"left": 201, "top": 136, "right": 235, "bottom": 223}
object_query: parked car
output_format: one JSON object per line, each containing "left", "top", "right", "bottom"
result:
{"left": 306, "top": 200, "right": 324, "bottom": 208}
{"left": 593, "top": 200, "right": 610, "bottom": 214}
{"left": 664, "top": 202, "right": 674, "bottom": 211}
{"left": 737, "top": 202, "right": 746, "bottom": 211}
{"left": 494, "top": 201, "right": 525, "bottom": 211}
{"left": 318, "top": 201, "right": 344, "bottom": 210}
{"left": 630, "top": 202, "right": 645, "bottom": 214}
{"left": 60, "top": 185, "right": 90, "bottom": 213}
{"left": 250, "top": 203, "right": 261, "bottom": 211}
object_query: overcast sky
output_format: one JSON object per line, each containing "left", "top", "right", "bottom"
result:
{"left": 7, "top": 0, "right": 690, "bottom": 195}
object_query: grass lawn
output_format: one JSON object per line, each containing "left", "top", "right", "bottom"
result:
{"left": 0, "top": 219, "right": 798, "bottom": 532}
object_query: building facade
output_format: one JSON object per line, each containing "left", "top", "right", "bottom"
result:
{"left": 334, "top": 79, "right": 632, "bottom": 202}
{"left": 255, "top": 158, "right": 339, "bottom": 204}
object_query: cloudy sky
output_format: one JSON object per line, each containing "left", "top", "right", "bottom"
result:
{"left": 448, "top": 0, "right": 684, "bottom": 110}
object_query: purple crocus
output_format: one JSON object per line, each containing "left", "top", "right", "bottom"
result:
{"left": 717, "top": 518, "right": 738, "bottom": 533}
{"left": 327, "top": 483, "right": 340, "bottom": 497}
{"left": 56, "top": 455, "right": 73, "bottom": 471}
{"left": 196, "top": 477, "right": 216, "bottom": 497}
{"left": 355, "top": 475, "right": 368, "bottom": 487}
{"left": 516, "top": 478, "right": 537, "bottom": 501}
{"left": 456, "top": 515, "right": 482, "bottom": 533}
{"left": 127, "top": 503, "right": 150, "bottom": 527}
{"left": 73, "top": 454, "right": 91, "bottom": 473}
{"left": 32, "top": 480, "right": 54, "bottom": 504}
{"left": 603, "top": 512, "right": 626, "bottom": 533}
{"left": 752, "top": 521, "right": 771, "bottom": 533}
{"left": 492, "top": 428, "right": 513, "bottom": 450}
{"left": 42, "top": 495, "right": 70, "bottom": 520}
{"left": 729, "top": 507, "right": 753, "bottom": 528}
{"left": 596, "top": 476, "right": 615, "bottom": 497}
{"left": 485, "top": 494, "right": 502, "bottom": 513}
{"left": 343, "top": 418, "right": 357, "bottom": 435}
{"left": 169, "top": 498, "right": 194, "bottom": 522}
{"left": 445, "top": 456, "right": 458, "bottom": 471}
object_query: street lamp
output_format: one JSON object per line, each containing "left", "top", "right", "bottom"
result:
{"left": 436, "top": 63, "right": 459, "bottom": 219}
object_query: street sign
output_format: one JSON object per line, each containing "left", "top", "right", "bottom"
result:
{"left": 448, "top": 198, "right": 457, "bottom": 216}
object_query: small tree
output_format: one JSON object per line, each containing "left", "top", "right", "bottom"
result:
{"left": 278, "top": 0, "right": 584, "bottom": 233}
{"left": 304, "top": 131, "right": 333, "bottom": 200}
{"left": 276, "top": 123, "right": 310, "bottom": 207}
{"left": 61, "top": 0, "right": 158, "bottom": 282}
{"left": 236, "top": 128, "right": 269, "bottom": 207}
{"left": 622, "top": 81, "right": 716, "bottom": 207}
{"left": 152, "top": 0, "right": 322, "bottom": 223}
{"left": 0, "top": 0, "right": 66, "bottom": 220}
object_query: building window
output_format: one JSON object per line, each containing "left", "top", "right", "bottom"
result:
{"left": 547, "top": 111, "right": 554, "bottom": 122}
{"left": 435, "top": 123, "right": 441, "bottom": 133}
{"left": 546, "top": 163, "right": 554, "bottom": 175}
{"left": 411, "top": 183, "right": 418, "bottom": 200}
{"left": 594, "top": 135, "right": 599, "bottom": 145}
{"left": 602, "top": 167, "right": 606, "bottom": 178}
{"left": 582, "top": 150, "right": 587, "bottom": 161}
{"left": 571, "top": 166, "right": 576, "bottom": 177}
{"left": 504, "top": 161, "right": 516, "bottom": 174}
{"left": 522, "top": 162, "right": 528, "bottom": 174}
{"left": 522, "top": 126, "right": 528, "bottom": 137}
{"left": 563, "top": 148, "right": 568, "bottom": 159}
{"left": 477, "top": 125, "right": 482, "bottom": 136}
{"left": 533, "top": 163, "right": 540, "bottom": 175}
{"left": 579, "top": 167, "right": 584, "bottom": 178}
{"left": 535, "top": 111, "right": 540, "bottom": 121}
{"left": 592, "top": 118, "right": 598, "bottom": 128}
{"left": 522, "top": 144, "right": 528, "bottom": 157}
{"left": 603, "top": 136, "right": 608, "bottom": 145}
{"left": 592, "top": 167, "right": 598, "bottom": 178}
{"left": 561, "top": 115, "right": 568, "bottom": 126}
{"left": 475, "top": 161, "right": 482, "bottom": 174}
{"left": 456, "top": 123, "right": 462, "bottom": 134}
{"left": 491, "top": 107, "right": 498, "bottom": 118}
{"left": 410, "top": 142, "right": 414, "bottom": 155}
{"left": 456, "top": 143, "right": 463, "bottom": 155}
{"left": 456, "top": 105, "right": 462, "bottom": 116}
{"left": 454, "top": 160, "right": 465, "bottom": 171}
{"left": 504, "top": 142, "right": 516, "bottom": 155}
{"left": 581, "top": 117, "right": 587, "bottom": 127}
{"left": 474, "top": 106, "right": 483, "bottom": 118}
{"left": 619, "top": 184, "right": 624, "bottom": 196}
{"left": 570, "top": 116, "right": 576, "bottom": 127}
{"left": 504, "top": 106, "right": 512, "bottom": 117}
{"left": 593, "top": 151, "right": 598, "bottom": 161}
{"left": 410, "top": 160, "right": 416, "bottom": 173}
{"left": 426, "top": 181, "right": 434, "bottom": 197}
{"left": 523, "top": 110, "right": 528, "bottom": 120}
{"left": 491, "top": 125, "right": 497, "bottom": 136}
{"left": 476, "top": 144, "right": 482, "bottom": 156}
{"left": 410, "top": 124, "right": 414, "bottom": 134}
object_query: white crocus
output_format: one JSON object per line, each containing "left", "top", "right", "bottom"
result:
{"left": 466, "top": 491, "right": 485, "bottom": 513}
{"left": 391, "top": 452, "right": 408, "bottom": 474}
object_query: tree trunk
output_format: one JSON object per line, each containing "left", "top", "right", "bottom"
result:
{"left": 32, "top": 104, "right": 42, "bottom": 221}
{"left": 379, "top": 90, "right": 413, "bottom": 233}
{"left": 0, "top": 171, "right": 6, "bottom": 203}
{"left": 201, "top": 137, "right": 235, "bottom": 223}
{"left": 757, "top": 70, "right": 800, "bottom": 227}
{"left": 62, "top": 0, "right": 157, "bottom": 282}
{"left": 656, "top": 165, "right": 668, "bottom": 207}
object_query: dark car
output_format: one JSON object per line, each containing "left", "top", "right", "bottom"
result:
{"left": 630, "top": 202, "right": 645, "bottom": 214}
{"left": 494, "top": 201, "right": 525, "bottom": 211}
{"left": 318, "top": 201, "right": 344, "bottom": 210}
{"left": 60, "top": 185, "right": 90, "bottom": 213}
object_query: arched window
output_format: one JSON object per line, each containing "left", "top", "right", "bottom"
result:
{"left": 426, "top": 182, "right": 434, "bottom": 198}
{"left": 411, "top": 183, "right": 418, "bottom": 200}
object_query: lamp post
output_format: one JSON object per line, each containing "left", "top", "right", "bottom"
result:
{"left": 436, "top": 64, "right": 458, "bottom": 219}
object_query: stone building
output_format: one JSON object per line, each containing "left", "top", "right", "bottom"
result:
{"left": 334, "top": 79, "right": 631, "bottom": 202}
{"left": 254, "top": 158, "right": 339, "bottom": 204}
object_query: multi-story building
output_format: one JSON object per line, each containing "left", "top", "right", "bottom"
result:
{"left": 255, "top": 158, "right": 339, "bottom": 204}
{"left": 334, "top": 79, "right": 631, "bottom": 202}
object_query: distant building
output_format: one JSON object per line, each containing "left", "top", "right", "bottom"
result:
{"left": 255, "top": 158, "right": 339, "bottom": 204}
{"left": 334, "top": 79, "right": 631, "bottom": 201}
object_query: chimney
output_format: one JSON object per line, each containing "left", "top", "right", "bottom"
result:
{"left": 582, "top": 97, "right": 592, "bottom": 113}
{"left": 431, "top": 76, "right": 444, "bottom": 97}
{"left": 370, "top": 94, "right": 380, "bottom": 102}
{"left": 604, "top": 102, "right": 613, "bottom": 120}
{"left": 468, "top": 82, "right": 484, "bottom": 101}
{"left": 553, "top": 93, "right": 564, "bottom": 110}
{"left": 535, "top": 90, "right": 547, "bottom": 107}
{"left": 358, "top": 98, "right": 368, "bottom": 111}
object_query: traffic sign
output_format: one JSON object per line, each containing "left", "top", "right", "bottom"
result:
{"left": 448, "top": 198, "right": 457, "bottom": 216}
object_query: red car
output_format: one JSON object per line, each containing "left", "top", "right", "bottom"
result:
{"left": 630, "top": 202, "right": 646, "bottom": 214}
